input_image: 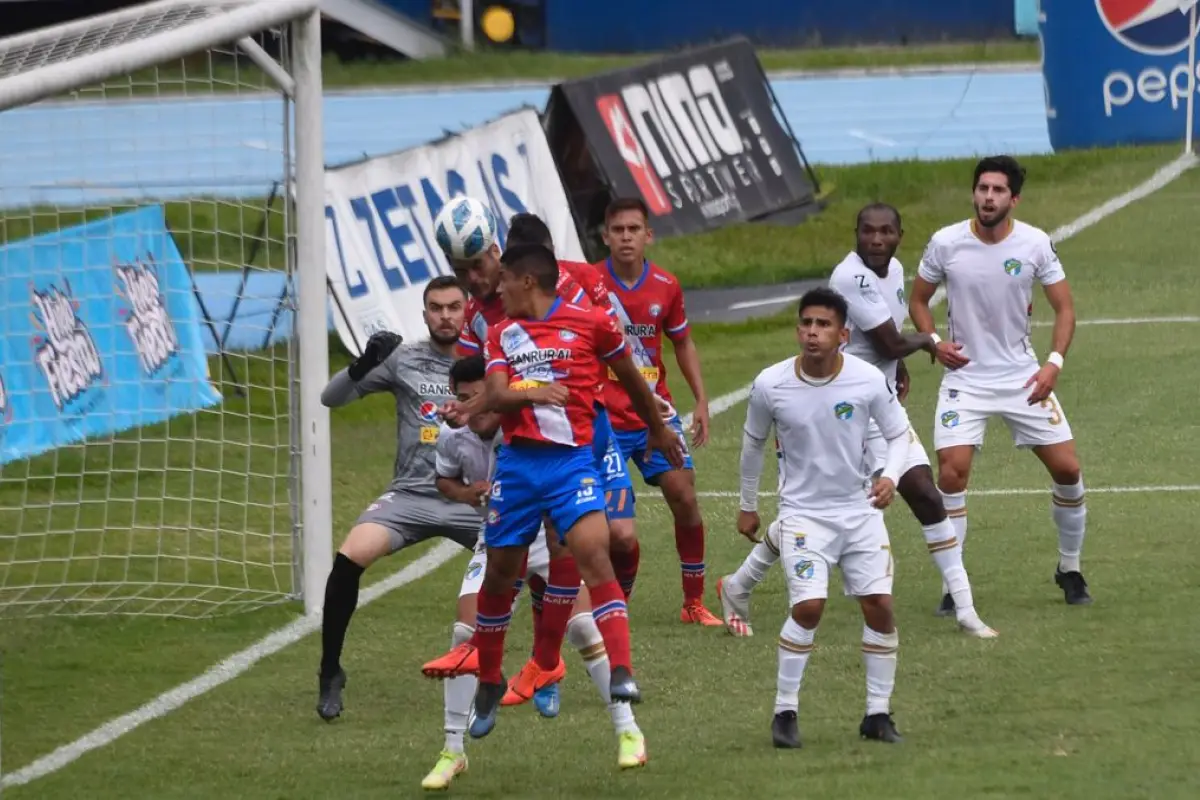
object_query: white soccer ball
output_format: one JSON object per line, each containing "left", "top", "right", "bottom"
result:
{"left": 434, "top": 196, "right": 497, "bottom": 261}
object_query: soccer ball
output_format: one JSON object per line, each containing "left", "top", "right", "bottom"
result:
{"left": 434, "top": 196, "right": 497, "bottom": 261}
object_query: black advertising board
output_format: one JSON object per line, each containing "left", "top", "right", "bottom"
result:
{"left": 544, "top": 37, "right": 821, "bottom": 254}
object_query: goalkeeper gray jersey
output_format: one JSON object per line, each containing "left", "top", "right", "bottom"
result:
{"left": 321, "top": 341, "right": 455, "bottom": 497}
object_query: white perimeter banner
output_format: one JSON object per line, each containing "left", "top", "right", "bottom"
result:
{"left": 323, "top": 107, "right": 585, "bottom": 354}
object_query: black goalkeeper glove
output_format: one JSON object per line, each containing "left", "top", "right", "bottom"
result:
{"left": 347, "top": 331, "right": 403, "bottom": 381}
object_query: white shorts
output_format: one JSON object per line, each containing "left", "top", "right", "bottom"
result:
{"left": 457, "top": 522, "right": 551, "bottom": 598}
{"left": 933, "top": 385, "right": 1074, "bottom": 451}
{"left": 864, "top": 419, "right": 931, "bottom": 477}
{"left": 771, "top": 512, "right": 894, "bottom": 606}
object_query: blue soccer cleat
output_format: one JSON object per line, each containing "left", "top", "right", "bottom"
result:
{"left": 533, "top": 682, "right": 561, "bottom": 717}
{"left": 469, "top": 680, "right": 505, "bottom": 739}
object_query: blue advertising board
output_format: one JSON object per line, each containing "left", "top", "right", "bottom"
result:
{"left": 1041, "top": 0, "right": 1200, "bottom": 150}
{"left": 0, "top": 205, "right": 222, "bottom": 464}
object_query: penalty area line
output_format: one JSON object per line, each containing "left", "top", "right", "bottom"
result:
{"left": 668, "top": 484, "right": 1200, "bottom": 500}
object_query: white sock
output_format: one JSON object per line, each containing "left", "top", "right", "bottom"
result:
{"left": 1052, "top": 479, "right": 1087, "bottom": 573}
{"left": 774, "top": 616, "right": 816, "bottom": 714}
{"left": 939, "top": 490, "right": 967, "bottom": 593}
{"left": 567, "top": 612, "right": 638, "bottom": 735}
{"left": 731, "top": 536, "right": 780, "bottom": 594}
{"left": 443, "top": 621, "right": 476, "bottom": 753}
{"left": 862, "top": 625, "right": 899, "bottom": 717}
{"left": 922, "top": 519, "right": 980, "bottom": 625}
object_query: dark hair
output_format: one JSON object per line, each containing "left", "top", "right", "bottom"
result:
{"left": 604, "top": 197, "right": 650, "bottom": 224}
{"left": 449, "top": 355, "right": 486, "bottom": 389}
{"left": 500, "top": 243, "right": 559, "bottom": 292}
{"left": 507, "top": 212, "right": 553, "bottom": 249}
{"left": 856, "top": 202, "right": 902, "bottom": 230}
{"left": 973, "top": 155, "right": 1026, "bottom": 196}
{"left": 798, "top": 287, "right": 848, "bottom": 326}
{"left": 423, "top": 275, "right": 466, "bottom": 304}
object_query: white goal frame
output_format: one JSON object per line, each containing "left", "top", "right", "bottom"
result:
{"left": 0, "top": 0, "right": 332, "bottom": 617}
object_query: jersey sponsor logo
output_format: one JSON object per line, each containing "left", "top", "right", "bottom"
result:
{"left": 648, "top": 303, "right": 662, "bottom": 318}
{"left": 833, "top": 401, "right": 855, "bottom": 420}
{"left": 575, "top": 476, "right": 598, "bottom": 505}
{"left": 1003, "top": 258, "right": 1023, "bottom": 276}
{"left": 487, "top": 508, "right": 499, "bottom": 525}
{"left": 509, "top": 378, "right": 549, "bottom": 391}
{"left": 509, "top": 347, "right": 571, "bottom": 370}
{"left": 624, "top": 323, "right": 658, "bottom": 338}
{"left": 1096, "top": 0, "right": 1199, "bottom": 55}
{"left": 594, "top": 60, "right": 763, "bottom": 221}
{"left": 941, "top": 410, "right": 961, "bottom": 428}
{"left": 793, "top": 559, "right": 815, "bottom": 580}
{"left": 420, "top": 425, "right": 440, "bottom": 444}
{"left": 896, "top": 286, "right": 905, "bottom": 304}
{"left": 854, "top": 274, "right": 881, "bottom": 301}
{"left": 419, "top": 382, "right": 451, "bottom": 396}
{"left": 418, "top": 401, "right": 441, "bottom": 422}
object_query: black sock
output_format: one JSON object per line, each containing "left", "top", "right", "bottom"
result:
{"left": 320, "top": 552, "right": 366, "bottom": 679}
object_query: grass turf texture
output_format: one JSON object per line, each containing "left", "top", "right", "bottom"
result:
{"left": 2, "top": 146, "right": 1181, "bottom": 291}
{"left": 2, "top": 149, "right": 1199, "bottom": 796}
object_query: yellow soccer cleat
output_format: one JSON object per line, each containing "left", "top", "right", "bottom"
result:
{"left": 617, "top": 730, "right": 647, "bottom": 770}
{"left": 421, "top": 750, "right": 467, "bottom": 791}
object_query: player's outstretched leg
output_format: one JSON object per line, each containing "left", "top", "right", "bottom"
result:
{"left": 1035, "top": 442, "right": 1091, "bottom": 604}
{"left": 858, "top": 595, "right": 902, "bottom": 744}
{"left": 423, "top": 621, "right": 475, "bottom": 790}
{"left": 718, "top": 525, "right": 781, "bottom": 637}
{"left": 316, "top": 523, "right": 393, "bottom": 721}
{"left": 897, "top": 466, "right": 996, "bottom": 638}
{"left": 501, "top": 555, "right": 575, "bottom": 714}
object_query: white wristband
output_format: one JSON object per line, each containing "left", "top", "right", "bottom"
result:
{"left": 930, "top": 333, "right": 942, "bottom": 346}
{"left": 1047, "top": 351, "right": 1065, "bottom": 369}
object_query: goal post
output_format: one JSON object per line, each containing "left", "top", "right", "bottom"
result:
{"left": 0, "top": 0, "right": 332, "bottom": 618}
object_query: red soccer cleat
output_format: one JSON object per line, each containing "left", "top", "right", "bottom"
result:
{"left": 421, "top": 641, "right": 479, "bottom": 679}
{"left": 500, "top": 658, "right": 567, "bottom": 706}
{"left": 680, "top": 600, "right": 723, "bottom": 627}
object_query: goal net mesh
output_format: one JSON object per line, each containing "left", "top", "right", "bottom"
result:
{"left": 0, "top": 1, "right": 309, "bottom": 618}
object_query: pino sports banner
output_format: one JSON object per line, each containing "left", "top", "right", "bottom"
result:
{"left": 323, "top": 107, "right": 586, "bottom": 354}
{"left": 0, "top": 205, "right": 222, "bottom": 465}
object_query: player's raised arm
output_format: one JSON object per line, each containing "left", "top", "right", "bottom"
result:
{"left": 736, "top": 377, "right": 773, "bottom": 541}
{"left": 1026, "top": 238, "right": 1076, "bottom": 405}
{"left": 910, "top": 240, "right": 969, "bottom": 370}
{"left": 321, "top": 331, "right": 403, "bottom": 407}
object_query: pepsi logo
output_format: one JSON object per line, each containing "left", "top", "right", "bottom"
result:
{"left": 418, "top": 401, "right": 440, "bottom": 422}
{"left": 1096, "top": 0, "right": 1200, "bottom": 55}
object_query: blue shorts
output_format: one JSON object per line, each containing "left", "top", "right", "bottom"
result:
{"left": 486, "top": 444, "right": 608, "bottom": 548}
{"left": 592, "top": 406, "right": 636, "bottom": 520}
{"left": 613, "top": 415, "right": 694, "bottom": 485}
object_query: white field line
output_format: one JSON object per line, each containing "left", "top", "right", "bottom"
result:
{"left": 927, "top": 151, "right": 1199, "bottom": 309}
{"left": 650, "top": 485, "right": 1200, "bottom": 501}
{"left": 7, "top": 153, "right": 1194, "bottom": 792}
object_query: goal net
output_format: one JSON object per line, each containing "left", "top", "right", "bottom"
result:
{"left": 0, "top": 0, "right": 331, "bottom": 618}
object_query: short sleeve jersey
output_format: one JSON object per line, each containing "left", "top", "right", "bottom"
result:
{"left": 595, "top": 259, "right": 690, "bottom": 431}
{"left": 351, "top": 342, "right": 456, "bottom": 496}
{"left": 744, "top": 353, "right": 909, "bottom": 522}
{"left": 485, "top": 299, "right": 627, "bottom": 447}
{"left": 917, "top": 219, "right": 1066, "bottom": 391}
{"left": 829, "top": 251, "right": 908, "bottom": 386}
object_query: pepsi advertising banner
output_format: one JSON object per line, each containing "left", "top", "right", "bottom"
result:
{"left": 0, "top": 206, "right": 222, "bottom": 465}
{"left": 1040, "top": 0, "right": 1200, "bottom": 150}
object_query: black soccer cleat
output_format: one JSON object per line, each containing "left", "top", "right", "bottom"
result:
{"left": 771, "top": 711, "right": 801, "bottom": 749}
{"left": 859, "top": 713, "right": 903, "bottom": 743}
{"left": 469, "top": 679, "right": 506, "bottom": 739}
{"left": 609, "top": 666, "right": 642, "bottom": 704}
{"left": 1055, "top": 568, "right": 1093, "bottom": 605}
{"left": 935, "top": 592, "right": 955, "bottom": 617}
{"left": 316, "top": 668, "right": 347, "bottom": 722}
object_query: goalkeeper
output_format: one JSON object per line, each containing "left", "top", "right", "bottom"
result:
{"left": 315, "top": 276, "right": 481, "bottom": 722}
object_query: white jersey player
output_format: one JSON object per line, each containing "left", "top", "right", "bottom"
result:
{"left": 718, "top": 204, "right": 995, "bottom": 638}
{"left": 908, "top": 155, "right": 1091, "bottom": 606}
{"left": 731, "top": 287, "right": 908, "bottom": 749}
{"left": 420, "top": 355, "right": 641, "bottom": 790}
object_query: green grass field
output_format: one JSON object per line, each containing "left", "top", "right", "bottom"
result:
{"left": 2, "top": 146, "right": 1199, "bottom": 796}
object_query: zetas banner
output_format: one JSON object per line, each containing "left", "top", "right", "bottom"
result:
{"left": 545, "top": 37, "right": 820, "bottom": 241}
{"left": 0, "top": 206, "right": 222, "bottom": 465}
{"left": 323, "top": 107, "right": 586, "bottom": 354}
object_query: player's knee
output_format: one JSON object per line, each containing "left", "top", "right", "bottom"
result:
{"left": 608, "top": 519, "right": 637, "bottom": 552}
{"left": 936, "top": 463, "right": 970, "bottom": 494}
{"left": 338, "top": 524, "right": 392, "bottom": 568}
{"left": 566, "top": 612, "right": 602, "bottom": 650}
{"left": 662, "top": 476, "right": 702, "bottom": 525}
{"left": 1049, "top": 463, "right": 1081, "bottom": 486}
{"left": 903, "top": 481, "right": 946, "bottom": 525}
{"left": 859, "top": 594, "right": 895, "bottom": 633}
{"left": 790, "top": 599, "right": 824, "bottom": 629}
{"left": 451, "top": 621, "right": 474, "bottom": 647}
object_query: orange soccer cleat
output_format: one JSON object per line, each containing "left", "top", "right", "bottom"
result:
{"left": 500, "top": 657, "right": 567, "bottom": 706}
{"left": 421, "top": 641, "right": 479, "bottom": 679}
{"left": 680, "top": 600, "right": 723, "bottom": 626}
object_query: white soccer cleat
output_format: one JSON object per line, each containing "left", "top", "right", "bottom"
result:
{"left": 958, "top": 617, "right": 999, "bottom": 639}
{"left": 717, "top": 576, "right": 753, "bottom": 637}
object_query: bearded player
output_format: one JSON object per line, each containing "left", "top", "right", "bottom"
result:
{"left": 315, "top": 276, "right": 481, "bottom": 721}
{"left": 908, "top": 156, "right": 1091, "bottom": 606}
{"left": 422, "top": 211, "right": 640, "bottom": 710}
{"left": 597, "top": 197, "right": 720, "bottom": 624}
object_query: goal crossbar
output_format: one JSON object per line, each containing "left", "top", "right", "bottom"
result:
{"left": 0, "top": 0, "right": 319, "bottom": 112}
